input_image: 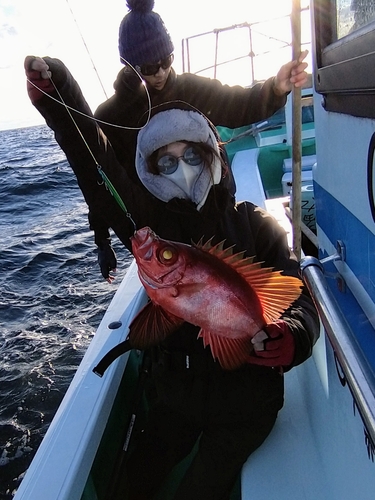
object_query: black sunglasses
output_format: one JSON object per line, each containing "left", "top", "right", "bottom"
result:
{"left": 136, "top": 54, "right": 174, "bottom": 76}
{"left": 156, "top": 146, "right": 203, "bottom": 175}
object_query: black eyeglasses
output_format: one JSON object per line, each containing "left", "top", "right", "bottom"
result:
{"left": 136, "top": 54, "right": 174, "bottom": 76}
{"left": 156, "top": 146, "right": 203, "bottom": 175}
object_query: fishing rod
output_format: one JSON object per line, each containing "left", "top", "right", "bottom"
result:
{"left": 65, "top": 0, "right": 109, "bottom": 100}
{"left": 50, "top": 0, "right": 153, "bottom": 131}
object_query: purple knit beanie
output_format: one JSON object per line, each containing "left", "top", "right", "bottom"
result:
{"left": 119, "top": 0, "right": 174, "bottom": 66}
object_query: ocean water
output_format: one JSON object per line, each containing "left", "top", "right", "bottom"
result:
{"left": 0, "top": 125, "right": 132, "bottom": 499}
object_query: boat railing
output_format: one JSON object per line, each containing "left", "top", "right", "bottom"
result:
{"left": 181, "top": 8, "right": 311, "bottom": 84}
{"left": 300, "top": 256, "right": 375, "bottom": 448}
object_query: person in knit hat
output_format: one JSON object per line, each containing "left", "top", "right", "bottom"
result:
{"left": 24, "top": 0, "right": 310, "bottom": 282}
{"left": 119, "top": 0, "right": 174, "bottom": 67}
{"left": 118, "top": 0, "right": 175, "bottom": 92}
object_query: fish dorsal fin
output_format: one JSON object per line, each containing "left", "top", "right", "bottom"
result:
{"left": 195, "top": 238, "right": 252, "bottom": 265}
{"left": 195, "top": 238, "right": 303, "bottom": 324}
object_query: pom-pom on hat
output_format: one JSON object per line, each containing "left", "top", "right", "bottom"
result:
{"left": 119, "top": 0, "right": 174, "bottom": 66}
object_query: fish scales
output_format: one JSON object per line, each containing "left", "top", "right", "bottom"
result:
{"left": 129, "top": 227, "right": 302, "bottom": 370}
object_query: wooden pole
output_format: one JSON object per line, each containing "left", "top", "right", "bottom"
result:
{"left": 291, "top": 0, "right": 302, "bottom": 260}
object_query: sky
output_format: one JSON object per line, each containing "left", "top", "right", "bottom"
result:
{"left": 0, "top": 0, "right": 310, "bottom": 131}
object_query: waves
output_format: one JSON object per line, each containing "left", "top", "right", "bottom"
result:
{"left": 0, "top": 124, "right": 132, "bottom": 497}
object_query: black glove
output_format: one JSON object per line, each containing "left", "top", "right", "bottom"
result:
{"left": 97, "top": 239, "right": 117, "bottom": 281}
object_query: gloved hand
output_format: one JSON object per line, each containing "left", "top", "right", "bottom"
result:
{"left": 24, "top": 56, "right": 54, "bottom": 103}
{"left": 97, "top": 239, "right": 117, "bottom": 283}
{"left": 249, "top": 319, "right": 295, "bottom": 367}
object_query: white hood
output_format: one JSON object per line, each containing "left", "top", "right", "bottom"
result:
{"left": 135, "top": 108, "right": 222, "bottom": 208}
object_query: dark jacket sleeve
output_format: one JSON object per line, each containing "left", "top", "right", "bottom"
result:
{"left": 29, "top": 57, "right": 141, "bottom": 250}
{"left": 88, "top": 210, "right": 111, "bottom": 243}
{"left": 94, "top": 68, "right": 288, "bottom": 152}
{"left": 172, "top": 73, "right": 288, "bottom": 129}
{"left": 243, "top": 202, "right": 320, "bottom": 369}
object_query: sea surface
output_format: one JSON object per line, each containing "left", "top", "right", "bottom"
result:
{"left": 0, "top": 125, "right": 132, "bottom": 499}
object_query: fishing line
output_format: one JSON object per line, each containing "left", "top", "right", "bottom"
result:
{"left": 65, "top": 0, "right": 109, "bottom": 100}
{"left": 26, "top": 5, "right": 156, "bottom": 230}
{"left": 25, "top": 0, "right": 175, "bottom": 231}
{"left": 26, "top": 57, "right": 151, "bottom": 131}
{"left": 61, "top": 0, "right": 152, "bottom": 128}
{"left": 62, "top": 0, "right": 150, "bottom": 129}
{"left": 96, "top": 168, "right": 137, "bottom": 231}
{"left": 31, "top": 72, "right": 138, "bottom": 230}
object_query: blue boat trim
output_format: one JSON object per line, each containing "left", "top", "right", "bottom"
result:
{"left": 315, "top": 182, "right": 375, "bottom": 370}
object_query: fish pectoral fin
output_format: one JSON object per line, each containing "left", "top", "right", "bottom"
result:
{"left": 198, "top": 329, "right": 252, "bottom": 370}
{"left": 129, "top": 301, "right": 184, "bottom": 349}
{"left": 242, "top": 268, "right": 303, "bottom": 323}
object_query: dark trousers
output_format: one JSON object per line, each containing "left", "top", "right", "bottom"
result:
{"left": 126, "top": 401, "right": 278, "bottom": 500}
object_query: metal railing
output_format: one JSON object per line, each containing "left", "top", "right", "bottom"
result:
{"left": 300, "top": 256, "right": 375, "bottom": 447}
{"left": 181, "top": 8, "right": 311, "bottom": 83}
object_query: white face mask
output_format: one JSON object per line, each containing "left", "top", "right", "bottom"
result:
{"left": 137, "top": 139, "right": 223, "bottom": 209}
{"left": 157, "top": 143, "right": 222, "bottom": 209}
{"left": 160, "top": 159, "right": 204, "bottom": 200}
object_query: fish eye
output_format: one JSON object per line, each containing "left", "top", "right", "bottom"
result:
{"left": 163, "top": 249, "right": 173, "bottom": 260}
{"left": 158, "top": 246, "right": 177, "bottom": 265}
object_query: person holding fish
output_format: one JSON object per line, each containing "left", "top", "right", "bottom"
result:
{"left": 24, "top": 45, "right": 318, "bottom": 500}
{"left": 25, "top": 0, "right": 310, "bottom": 283}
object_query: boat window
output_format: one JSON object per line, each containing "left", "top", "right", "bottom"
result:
{"left": 337, "top": 0, "right": 375, "bottom": 38}
{"left": 314, "top": 0, "right": 375, "bottom": 118}
{"left": 253, "top": 94, "right": 314, "bottom": 130}
{"left": 302, "top": 95, "right": 314, "bottom": 124}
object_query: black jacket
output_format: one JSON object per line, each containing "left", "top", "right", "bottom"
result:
{"left": 91, "top": 66, "right": 288, "bottom": 242}
{"left": 32, "top": 58, "right": 319, "bottom": 417}
{"left": 95, "top": 67, "right": 287, "bottom": 176}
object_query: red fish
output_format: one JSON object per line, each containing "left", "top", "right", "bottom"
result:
{"left": 129, "top": 227, "right": 302, "bottom": 370}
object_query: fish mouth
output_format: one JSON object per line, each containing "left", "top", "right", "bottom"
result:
{"left": 138, "top": 265, "right": 183, "bottom": 289}
{"left": 138, "top": 268, "right": 162, "bottom": 289}
{"left": 131, "top": 226, "right": 183, "bottom": 287}
{"left": 131, "top": 227, "right": 156, "bottom": 261}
